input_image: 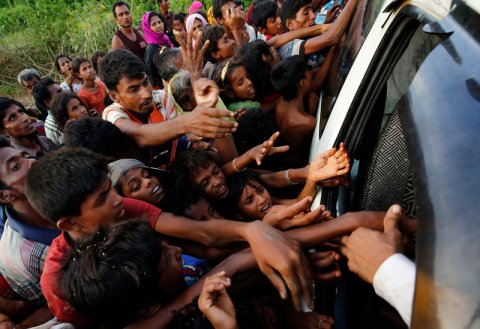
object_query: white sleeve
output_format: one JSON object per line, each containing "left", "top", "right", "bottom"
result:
{"left": 102, "top": 103, "right": 130, "bottom": 124}
{"left": 373, "top": 253, "right": 416, "bottom": 327}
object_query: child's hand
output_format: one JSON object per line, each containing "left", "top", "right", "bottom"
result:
{"left": 308, "top": 143, "right": 350, "bottom": 183}
{"left": 264, "top": 201, "right": 329, "bottom": 230}
{"left": 308, "top": 250, "right": 341, "bottom": 282}
{"left": 198, "top": 271, "right": 237, "bottom": 329}
{"left": 248, "top": 132, "right": 289, "bottom": 166}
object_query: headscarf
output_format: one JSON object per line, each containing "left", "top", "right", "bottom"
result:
{"left": 189, "top": 1, "right": 204, "bottom": 15}
{"left": 185, "top": 13, "right": 208, "bottom": 34}
{"left": 141, "top": 11, "right": 173, "bottom": 47}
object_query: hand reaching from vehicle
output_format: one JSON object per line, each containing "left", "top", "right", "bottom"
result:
{"left": 308, "top": 143, "right": 350, "bottom": 183}
{"left": 198, "top": 272, "right": 237, "bottom": 329}
{"left": 339, "top": 204, "right": 404, "bottom": 283}
{"left": 248, "top": 132, "right": 289, "bottom": 166}
{"left": 244, "top": 217, "right": 314, "bottom": 311}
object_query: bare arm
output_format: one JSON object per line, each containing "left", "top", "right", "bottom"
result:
{"left": 267, "top": 24, "right": 331, "bottom": 49}
{"left": 304, "top": 0, "right": 358, "bottom": 55}
{"left": 307, "top": 45, "right": 337, "bottom": 94}
{"left": 113, "top": 107, "right": 237, "bottom": 148}
{"left": 111, "top": 34, "right": 124, "bottom": 51}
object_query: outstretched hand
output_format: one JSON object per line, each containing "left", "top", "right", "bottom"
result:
{"left": 244, "top": 217, "right": 314, "bottom": 311}
{"left": 308, "top": 142, "right": 350, "bottom": 183}
{"left": 264, "top": 199, "right": 331, "bottom": 230}
{"left": 198, "top": 271, "right": 236, "bottom": 329}
{"left": 248, "top": 131, "right": 289, "bottom": 166}
{"left": 177, "top": 28, "right": 209, "bottom": 82}
{"left": 339, "top": 204, "right": 404, "bottom": 283}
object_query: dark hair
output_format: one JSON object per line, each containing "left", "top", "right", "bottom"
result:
{"left": 233, "top": 109, "right": 276, "bottom": 155}
{"left": 99, "top": 49, "right": 146, "bottom": 91}
{"left": 279, "top": 0, "right": 310, "bottom": 30}
{"left": 61, "top": 219, "right": 163, "bottom": 327}
{"left": 173, "top": 13, "right": 186, "bottom": 22}
{"left": 113, "top": 1, "right": 130, "bottom": 17}
{"left": 63, "top": 117, "right": 143, "bottom": 161}
{"left": 236, "top": 40, "right": 274, "bottom": 98}
{"left": 250, "top": 0, "right": 278, "bottom": 28}
{"left": 212, "top": 0, "right": 233, "bottom": 19}
{"left": 199, "top": 25, "right": 225, "bottom": 63}
{"left": 224, "top": 169, "right": 265, "bottom": 220}
{"left": 153, "top": 48, "right": 182, "bottom": 82}
{"left": 50, "top": 92, "right": 87, "bottom": 132}
{"left": 172, "top": 187, "right": 207, "bottom": 217}
{"left": 91, "top": 51, "right": 106, "bottom": 73}
{"left": 212, "top": 59, "right": 245, "bottom": 100}
{"left": 270, "top": 55, "right": 306, "bottom": 101}
{"left": 71, "top": 57, "right": 90, "bottom": 75}
{"left": 148, "top": 11, "right": 166, "bottom": 26}
{"left": 171, "top": 149, "right": 218, "bottom": 196}
{"left": 54, "top": 54, "right": 72, "bottom": 73}
{"left": 0, "top": 134, "right": 13, "bottom": 190}
{"left": 31, "top": 76, "right": 57, "bottom": 114}
{"left": 25, "top": 147, "right": 109, "bottom": 223}
{"left": 0, "top": 97, "right": 27, "bottom": 130}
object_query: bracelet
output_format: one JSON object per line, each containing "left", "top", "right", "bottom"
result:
{"left": 285, "top": 169, "right": 300, "bottom": 185}
{"left": 232, "top": 157, "right": 245, "bottom": 172}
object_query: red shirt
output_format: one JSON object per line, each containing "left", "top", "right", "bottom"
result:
{"left": 40, "top": 198, "right": 162, "bottom": 328}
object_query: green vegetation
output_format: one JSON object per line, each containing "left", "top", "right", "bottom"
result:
{"left": 0, "top": 0, "right": 214, "bottom": 98}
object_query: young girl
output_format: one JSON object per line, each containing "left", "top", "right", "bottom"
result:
{"left": 50, "top": 92, "right": 97, "bottom": 132}
{"left": 72, "top": 57, "right": 112, "bottom": 114}
{"left": 54, "top": 54, "right": 83, "bottom": 94}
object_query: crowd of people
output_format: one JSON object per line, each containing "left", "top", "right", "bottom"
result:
{"left": 0, "top": 0, "right": 418, "bottom": 328}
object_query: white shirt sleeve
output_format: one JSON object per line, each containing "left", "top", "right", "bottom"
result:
{"left": 373, "top": 253, "right": 416, "bottom": 327}
{"left": 102, "top": 103, "right": 130, "bottom": 124}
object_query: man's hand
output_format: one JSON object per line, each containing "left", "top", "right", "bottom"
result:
{"left": 183, "top": 107, "right": 237, "bottom": 139}
{"left": 198, "top": 272, "right": 237, "bottom": 329}
{"left": 245, "top": 203, "right": 314, "bottom": 311}
{"left": 248, "top": 131, "right": 289, "bottom": 166}
{"left": 308, "top": 250, "right": 341, "bottom": 282}
{"left": 340, "top": 204, "right": 404, "bottom": 283}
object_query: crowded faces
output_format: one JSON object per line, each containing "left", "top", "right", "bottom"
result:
{"left": 111, "top": 1, "right": 147, "bottom": 61}
{"left": 54, "top": 54, "right": 83, "bottom": 94}
{"left": 212, "top": 0, "right": 257, "bottom": 45}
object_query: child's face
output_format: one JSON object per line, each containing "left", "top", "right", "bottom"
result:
{"left": 237, "top": 180, "right": 273, "bottom": 221}
{"left": 288, "top": 4, "right": 315, "bottom": 30}
{"left": 214, "top": 33, "right": 236, "bottom": 61}
{"left": 77, "top": 61, "right": 96, "bottom": 82}
{"left": 57, "top": 56, "right": 73, "bottom": 76}
{"left": 230, "top": 66, "right": 255, "bottom": 100}
{"left": 184, "top": 198, "right": 222, "bottom": 221}
{"left": 150, "top": 15, "right": 165, "bottom": 34}
{"left": 66, "top": 97, "right": 89, "bottom": 121}
{"left": 119, "top": 167, "right": 165, "bottom": 206}
{"left": 156, "top": 241, "right": 185, "bottom": 300}
{"left": 193, "top": 163, "right": 229, "bottom": 199}
{"left": 172, "top": 19, "right": 184, "bottom": 32}
{"left": 265, "top": 15, "right": 282, "bottom": 36}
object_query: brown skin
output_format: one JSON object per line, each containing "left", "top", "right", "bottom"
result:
{"left": 111, "top": 5, "right": 145, "bottom": 50}
{"left": 20, "top": 77, "right": 40, "bottom": 95}
{"left": 1, "top": 104, "right": 39, "bottom": 153}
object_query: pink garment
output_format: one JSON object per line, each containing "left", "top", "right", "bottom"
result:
{"left": 141, "top": 11, "right": 173, "bottom": 47}
{"left": 186, "top": 13, "right": 208, "bottom": 33}
{"left": 189, "top": 1, "right": 204, "bottom": 14}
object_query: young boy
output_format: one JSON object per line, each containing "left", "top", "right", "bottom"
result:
{"left": 250, "top": 0, "right": 282, "bottom": 41}
{"left": 270, "top": 54, "right": 335, "bottom": 166}
{"left": 24, "top": 147, "right": 316, "bottom": 327}
{"left": 200, "top": 25, "right": 237, "bottom": 65}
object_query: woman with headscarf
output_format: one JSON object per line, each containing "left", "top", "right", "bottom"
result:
{"left": 185, "top": 13, "right": 209, "bottom": 47}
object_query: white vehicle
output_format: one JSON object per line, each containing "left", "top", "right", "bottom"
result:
{"left": 309, "top": 0, "right": 480, "bottom": 328}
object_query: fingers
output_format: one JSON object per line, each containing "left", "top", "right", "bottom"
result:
{"left": 282, "top": 197, "right": 313, "bottom": 219}
{"left": 384, "top": 204, "right": 402, "bottom": 236}
{"left": 270, "top": 145, "right": 290, "bottom": 155}
{"left": 295, "top": 251, "right": 314, "bottom": 311}
{"left": 263, "top": 267, "right": 289, "bottom": 300}
{"left": 269, "top": 131, "right": 280, "bottom": 143}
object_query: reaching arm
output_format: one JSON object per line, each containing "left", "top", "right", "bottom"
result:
{"left": 267, "top": 24, "right": 331, "bottom": 49}
{"left": 304, "top": 0, "right": 358, "bottom": 55}
{"left": 307, "top": 45, "right": 337, "bottom": 94}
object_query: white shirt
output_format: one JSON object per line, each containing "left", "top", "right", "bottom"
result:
{"left": 373, "top": 253, "right": 416, "bottom": 327}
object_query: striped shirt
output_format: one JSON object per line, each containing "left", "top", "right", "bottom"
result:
{"left": 44, "top": 112, "right": 63, "bottom": 145}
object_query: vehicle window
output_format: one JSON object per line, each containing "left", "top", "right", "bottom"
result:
{"left": 319, "top": 0, "right": 384, "bottom": 132}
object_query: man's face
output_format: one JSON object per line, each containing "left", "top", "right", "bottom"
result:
{"left": 1, "top": 104, "right": 37, "bottom": 138}
{"left": 0, "top": 147, "right": 36, "bottom": 200}
{"left": 68, "top": 178, "right": 124, "bottom": 236}
{"left": 214, "top": 33, "right": 236, "bottom": 61}
{"left": 114, "top": 5, "right": 133, "bottom": 28}
{"left": 159, "top": 0, "right": 170, "bottom": 12}
{"left": 193, "top": 163, "right": 229, "bottom": 199}
{"left": 286, "top": 4, "right": 315, "bottom": 30}
{"left": 22, "top": 77, "right": 40, "bottom": 95}
{"left": 111, "top": 74, "right": 154, "bottom": 114}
